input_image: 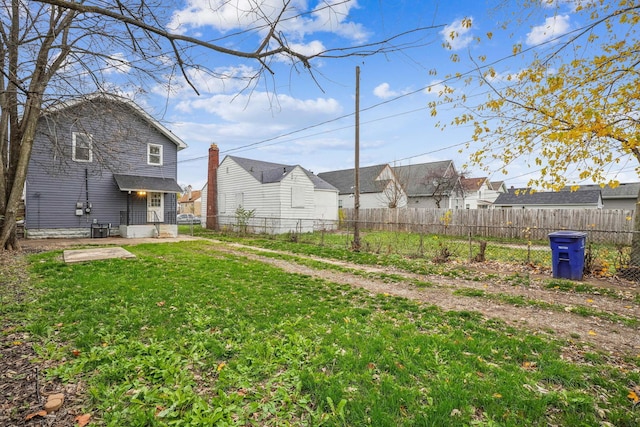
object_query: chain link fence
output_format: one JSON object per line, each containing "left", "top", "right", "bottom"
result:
{"left": 199, "top": 214, "right": 640, "bottom": 282}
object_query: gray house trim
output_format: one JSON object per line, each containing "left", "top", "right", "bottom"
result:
{"left": 113, "top": 174, "right": 182, "bottom": 193}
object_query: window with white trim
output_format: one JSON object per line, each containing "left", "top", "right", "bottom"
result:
{"left": 148, "top": 143, "right": 163, "bottom": 165}
{"left": 72, "top": 132, "right": 92, "bottom": 162}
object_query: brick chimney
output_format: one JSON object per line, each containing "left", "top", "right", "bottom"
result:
{"left": 206, "top": 143, "right": 219, "bottom": 230}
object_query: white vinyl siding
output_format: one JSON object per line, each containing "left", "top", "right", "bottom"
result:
{"left": 215, "top": 158, "right": 323, "bottom": 232}
{"left": 72, "top": 132, "right": 92, "bottom": 162}
{"left": 291, "top": 186, "right": 305, "bottom": 208}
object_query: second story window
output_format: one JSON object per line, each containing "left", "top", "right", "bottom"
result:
{"left": 72, "top": 132, "right": 92, "bottom": 162}
{"left": 148, "top": 143, "right": 163, "bottom": 165}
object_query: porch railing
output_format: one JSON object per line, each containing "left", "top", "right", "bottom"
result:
{"left": 120, "top": 210, "right": 177, "bottom": 226}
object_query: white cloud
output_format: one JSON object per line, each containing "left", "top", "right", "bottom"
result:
{"left": 168, "top": 0, "right": 368, "bottom": 43}
{"left": 285, "top": 40, "right": 327, "bottom": 58}
{"left": 104, "top": 53, "right": 131, "bottom": 75}
{"left": 373, "top": 83, "right": 399, "bottom": 99}
{"left": 173, "top": 91, "right": 343, "bottom": 142}
{"left": 526, "top": 15, "right": 571, "bottom": 46}
{"left": 153, "top": 65, "right": 260, "bottom": 99}
{"left": 440, "top": 18, "right": 474, "bottom": 50}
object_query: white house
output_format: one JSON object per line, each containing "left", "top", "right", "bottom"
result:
{"left": 454, "top": 177, "right": 507, "bottom": 209}
{"left": 201, "top": 148, "right": 338, "bottom": 233}
{"left": 317, "top": 164, "right": 407, "bottom": 209}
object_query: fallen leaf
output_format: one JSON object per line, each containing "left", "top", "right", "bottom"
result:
{"left": 25, "top": 410, "right": 47, "bottom": 420}
{"left": 628, "top": 390, "right": 639, "bottom": 403}
{"left": 75, "top": 413, "right": 92, "bottom": 427}
{"left": 71, "top": 349, "right": 81, "bottom": 357}
{"left": 493, "top": 393, "right": 502, "bottom": 398}
{"left": 586, "top": 299, "right": 594, "bottom": 303}
{"left": 156, "top": 301, "right": 165, "bottom": 307}
{"left": 588, "top": 330, "right": 597, "bottom": 336}
{"left": 217, "top": 362, "right": 226, "bottom": 372}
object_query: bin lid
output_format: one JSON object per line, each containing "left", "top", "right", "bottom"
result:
{"left": 548, "top": 230, "right": 587, "bottom": 238}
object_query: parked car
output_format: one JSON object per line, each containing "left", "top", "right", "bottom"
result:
{"left": 177, "top": 213, "right": 201, "bottom": 224}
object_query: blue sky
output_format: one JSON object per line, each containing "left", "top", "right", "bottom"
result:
{"left": 126, "top": 0, "right": 636, "bottom": 190}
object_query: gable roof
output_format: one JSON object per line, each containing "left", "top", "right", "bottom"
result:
{"left": 317, "top": 164, "right": 390, "bottom": 195}
{"left": 461, "top": 177, "right": 487, "bottom": 192}
{"left": 43, "top": 93, "right": 187, "bottom": 151}
{"left": 178, "top": 190, "right": 201, "bottom": 203}
{"left": 226, "top": 155, "right": 336, "bottom": 191}
{"left": 489, "top": 181, "right": 506, "bottom": 192}
{"left": 392, "top": 160, "right": 456, "bottom": 196}
{"left": 493, "top": 188, "right": 602, "bottom": 206}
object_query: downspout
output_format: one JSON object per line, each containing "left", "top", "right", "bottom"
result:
{"left": 85, "top": 168, "right": 89, "bottom": 216}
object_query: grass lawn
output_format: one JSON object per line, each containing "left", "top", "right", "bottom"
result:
{"left": 3, "top": 239, "right": 639, "bottom": 426}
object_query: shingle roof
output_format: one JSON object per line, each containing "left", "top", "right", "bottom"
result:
{"left": 392, "top": 160, "right": 455, "bottom": 196}
{"left": 178, "top": 190, "right": 201, "bottom": 203}
{"left": 493, "top": 188, "right": 602, "bottom": 206}
{"left": 461, "top": 177, "right": 487, "bottom": 191}
{"left": 569, "top": 182, "right": 640, "bottom": 199}
{"left": 489, "top": 181, "right": 505, "bottom": 191}
{"left": 227, "top": 156, "right": 336, "bottom": 191}
{"left": 317, "top": 164, "right": 389, "bottom": 195}
{"left": 113, "top": 174, "right": 183, "bottom": 193}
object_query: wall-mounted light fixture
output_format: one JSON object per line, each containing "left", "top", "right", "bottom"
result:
{"left": 137, "top": 191, "right": 146, "bottom": 196}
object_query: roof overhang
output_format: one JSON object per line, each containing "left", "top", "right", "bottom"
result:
{"left": 114, "top": 174, "right": 182, "bottom": 193}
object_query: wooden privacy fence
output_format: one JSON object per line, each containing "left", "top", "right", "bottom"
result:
{"left": 341, "top": 208, "right": 636, "bottom": 244}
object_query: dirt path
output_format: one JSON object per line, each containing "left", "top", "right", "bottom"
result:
{"left": 214, "top": 241, "right": 640, "bottom": 357}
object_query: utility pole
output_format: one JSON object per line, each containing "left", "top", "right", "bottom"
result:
{"left": 353, "top": 66, "right": 361, "bottom": 251}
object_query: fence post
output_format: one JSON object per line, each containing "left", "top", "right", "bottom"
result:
{"left": 468, "top": 226, "right": 472, "bottom": 263}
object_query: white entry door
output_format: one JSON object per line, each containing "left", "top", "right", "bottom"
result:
{"left": 147, "top": 192, "right": 164, "bottom": 222}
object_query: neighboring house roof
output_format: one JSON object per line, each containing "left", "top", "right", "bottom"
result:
{"left": 43, "top": 93, "right": 187, "bottom": 151}
{"left": 317, "top": 164, "right": 390, "bottom": 195}
{"left": 461, "top": 177, "right": 487, "bottom": 192}
{"left": 113, "top": 174, "right": 183, "bottom": 193}
{"left": 569, "top": 182, "right": 640, "bottom": 200}
{"left": 227, "top": 155, "right": 337, "bottom": 190}
{"left": 179, "top": 190, "right": 201, "bottom": 203}
{"left": 393, "top": 160, "right": 456, "bottom": 196}
{"left": 489, "top": 181, "right": 506, "bottom": 191}
{"left": 493, "top": 188, "right": 602, "bottom": 206}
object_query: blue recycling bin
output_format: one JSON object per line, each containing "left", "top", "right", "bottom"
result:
{"left": 548, "top": 231, "right": 587, "bottom": 281}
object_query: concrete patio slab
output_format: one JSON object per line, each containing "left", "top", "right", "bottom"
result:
{"left": 63, "top": 247, "right": 136, "bottom": 263}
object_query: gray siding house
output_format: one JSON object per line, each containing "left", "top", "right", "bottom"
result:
{"left": 571, "top": 182, "right": 640, "bottom": 211}
{"left": 318, "top": 164, "right": 406, "bottom": 209}
{"left": 25, "top": 94, "right": 186, "bottom": 238}
{"left": 393, "top": 160, "right": 461, "bottom": 209}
